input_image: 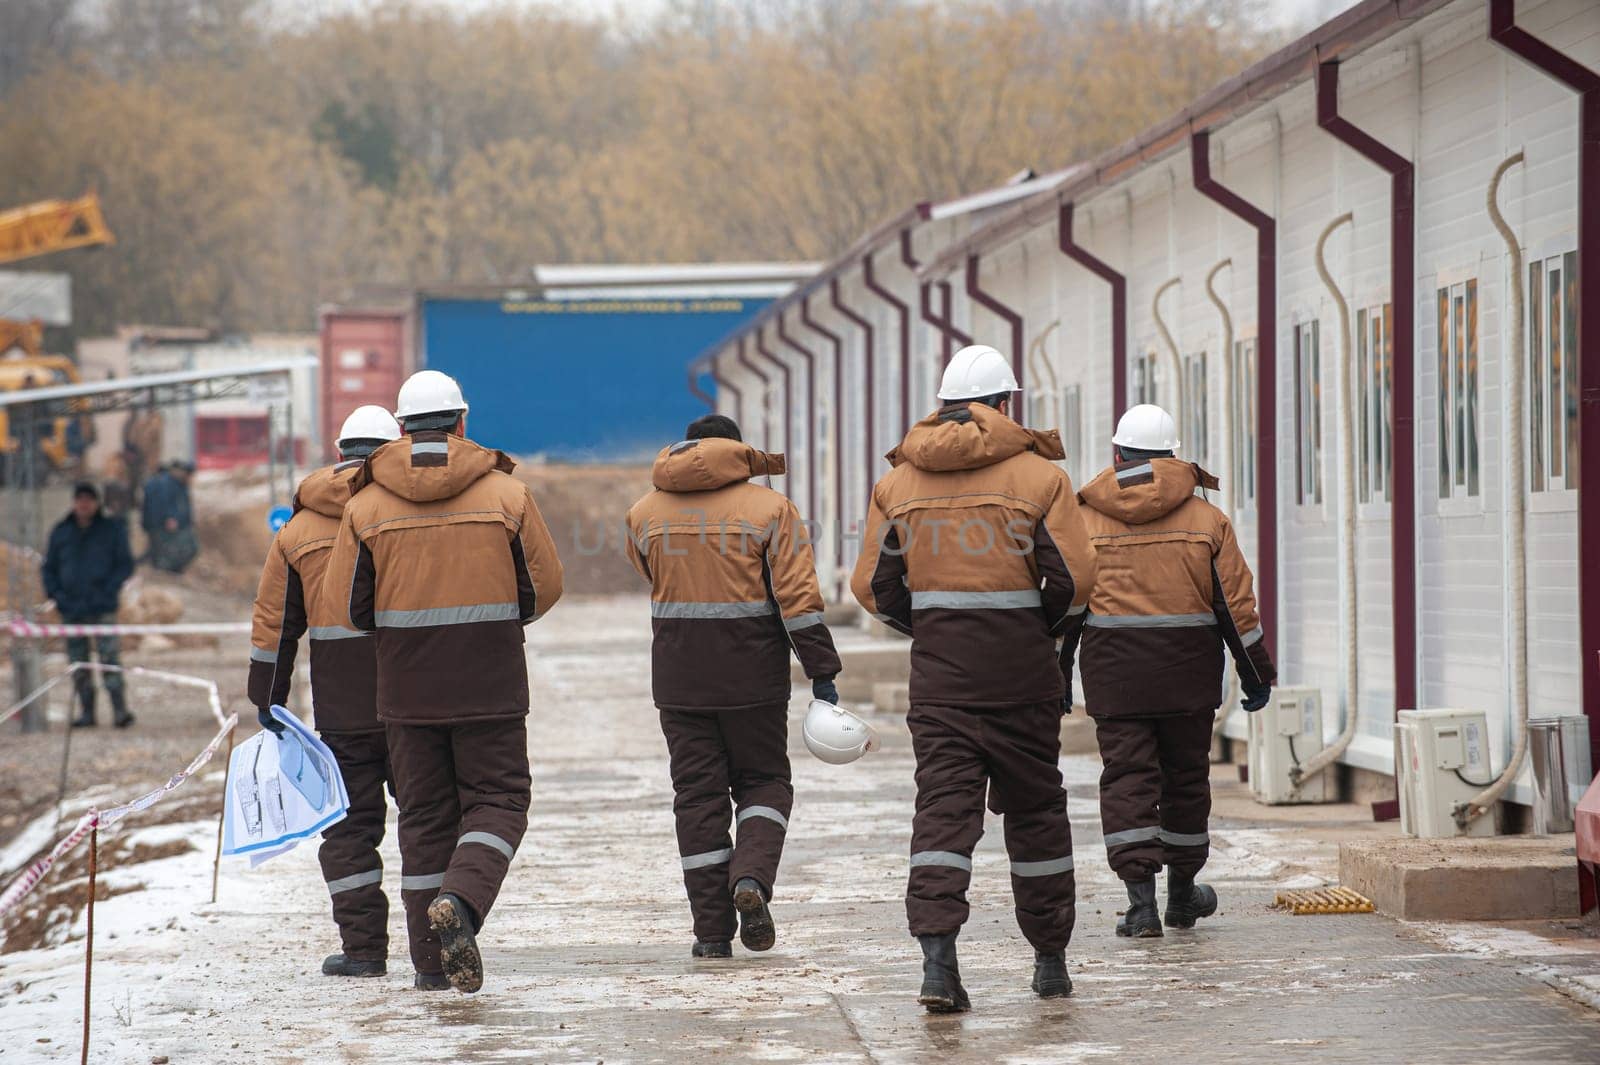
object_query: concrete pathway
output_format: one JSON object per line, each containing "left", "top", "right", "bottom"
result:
{"left": 4, "top": 597, "right": 1600, "bottom": 1063}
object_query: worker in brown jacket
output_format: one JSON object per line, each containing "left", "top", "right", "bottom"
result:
{"left": 248, "top": 405, "right": 401, "bottom": 978}
{"left": 1062, "top": 404, "right": 1276, "bottom": 938}
{"left": 850, "top": 344, "right": 1098, "bottom": 1013}
{"left": 325, "top": 370, "right": 564, "bottom": 994}
{"left": 625, "top": 414, "right": 841, "bottom": 959}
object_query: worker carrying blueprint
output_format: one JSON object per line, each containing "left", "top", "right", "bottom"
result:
{"left": 222, "top": 705, "right": 349, "bottom": 867}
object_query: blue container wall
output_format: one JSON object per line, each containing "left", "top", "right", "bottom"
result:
{"left": 421, "top": 296, "right": 768, "bottom": 461}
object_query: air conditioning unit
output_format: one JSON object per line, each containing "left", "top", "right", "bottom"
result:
{"left": 1395, "top": 708, "right": 1498, "bottom": 838}
{"left": 1248, "top": 687, "right": 1334, "bottom": 805}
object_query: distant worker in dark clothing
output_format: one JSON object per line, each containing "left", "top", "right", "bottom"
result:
{"left": 142, "top": 460, "right": 197, "bottom": 573}
{"left": 42, "top": 482, "right": 135, "bottom": 728}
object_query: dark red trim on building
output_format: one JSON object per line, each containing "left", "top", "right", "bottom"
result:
{"left": 861, "top": 248, "right": 908, "bottom": 437}
{"left": 735, "top": 335, "right": 775, "bottom": 451}
{"left": 710, "top": 360, "right": 743, "bottom": 428}
{"left": 801, "top": 294, "right": 844, "bottom": 548}
{"left": 687, "top": 366, "right": 715, "bottom": 411}
{"left": 1317, "top": 57, "right": 1418, "bottom": 717}
{"left": 1191, "top": 128, "right": 1278, "bottom": 656}
{"left": 777, "top": 311, "right": 819, "bottom": 520}
{"left": 830, "top": 278, "right": 877, "bottom": 560}
{"left": 965, "top": 253, "right": 1027, "bottom": 422}
{"left": 753, "top": 325, "right": 792, "bottom": 461}
{"left": 1490, "top": 0, "right": 1600, "bottom": 763}
{"left": 1058, "top": 202, "right": 1129, "bottom": 416}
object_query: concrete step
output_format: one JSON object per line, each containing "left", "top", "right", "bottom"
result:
{"left": 1340, "top": 835, "right": 1582, "bottom": 921}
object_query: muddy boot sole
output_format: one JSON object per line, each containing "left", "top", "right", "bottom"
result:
{"left": 427, "top": 896, "right": 483, "bottom": 993}
{"left": 918, "top": 984, "right": 972, "bottom": 1014}
{"left": 1115, "top": 914, "right": 1164, "bottom": 938}
{"left": 733, "top": 883, "right": 775, "bottom": 952}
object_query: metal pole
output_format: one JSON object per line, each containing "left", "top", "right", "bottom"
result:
{"left": 17, "top": 405, "right": 43, "bottom": 733}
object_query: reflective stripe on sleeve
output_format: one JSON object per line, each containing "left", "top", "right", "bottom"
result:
{"left": 375, "top": 603, "right": 520, "bottom": 628}
{"left": 1158, "top": 829, "right": 1210, "bottom": 848}
{"left": 782, "top": 611, "right": 825, "bottom": 631}
{"left": 458, "top": 831, "right": 516, "bottom": 860}
{"left": 1085, "top": 613, "right": 1218, "bottom": 629}
{"left": 651, "top": 600, "right": 775, "bottom": 620}
{"left": 326, "top": 869, "right": 382, "bottom": 896}
{"left": 910, "top": 850, "right": 973, "bottom": 872}
{"left": 308, "top": 625, "right": 368, "bottom": 641}
{"left": 400, "top": 872, "right": 446, "bottom": 891}
{"left": 910, "top": 590, "right": 1043, "bottom": 611}
{"left": 736, "top": 806, "right": 789, "bottom": 830}
{"left": 1066, "top": 603, "right": 1088, "bottom": 616}
{"left": 249, "top": 647, "right": 278, "bottom": 664}
{"left": 1010, "top": 856, "right": 1075, "bottom": 878}
{"left": 680, "top": 847, "right": 734, "bottom": 870}
{"left": 1241, "top": 625, "right": 1264, "bottom": 647}
{"left": 1102, "top": 826, "right": 1161, "bottom": 848}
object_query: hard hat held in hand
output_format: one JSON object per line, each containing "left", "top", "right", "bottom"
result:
{"left": 937, "top": 344, "right": 1019, "bottom": 401}
{"left": 395, "top": 369, "right": 469, "bottom": 420}
{"left": 1112, "top": 403, "right": 1181, "bottom": 451}
{"left": 803, "top": 699, "right": 880, "bottom": 765}
{"left": 336, "top": 405, "right": 401, "bottom": 449}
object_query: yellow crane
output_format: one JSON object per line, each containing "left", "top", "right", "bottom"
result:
{"left": 0, "top": 193, "right": 115, "bottom": 482}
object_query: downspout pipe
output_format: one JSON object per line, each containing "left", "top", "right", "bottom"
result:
{"left": 801, "top": 294, "right": 844, "bottom": 565}
{"left": 1205, "top": 259, "right": 1235, "bottom": 517}
{"left": 1317, "top": 56, "right": 1419, "bottom": 721}
{"left": 940, "top": 280, "right": 973, "bottom": 354}
{"left": 1059, "top": 202, "right": 1128, "bottom": 417}
{"left": 710, "top": 359, "right": 743, "bottom": 429}
{"left": 831, "top": 276, "right": 877, "bottom": 528}
{"left": 862, "top": 245, "right": 911, "bottom": 437}
{"left": 753, "top": 325, "right": 792, "bottom": 461}
{"left": 776, "top": 311, "right": 819, "bottom": 522}
{"left": 1192, "top": 127, "right": 1279, "bottom": 655}
{"left": 1489, "top": 0, "right": 1600, "bottom": 770}
{"left": 735, "top": 335, "right": 775, "bottom": 452}
{"left": 965, "top": 253, "right": 1027, "bottom": 421}
{"left": 687, "top": 365, "right": 715, "bottom": 411}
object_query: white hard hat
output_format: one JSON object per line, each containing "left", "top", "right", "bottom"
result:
{"left": 937, "top": 344, "right": 1019, "bottom": 401}
{"left": 1112, "top": 404, "right": 1181, "bottom": 452}
{"left": 802, "top": 699, "right": 880, "bottom": 765}
{"left": 336, "top": 405, "right": 401, "bottom": 450}
{"left": 395, "top": 370, "right": 469, "bottom": 421}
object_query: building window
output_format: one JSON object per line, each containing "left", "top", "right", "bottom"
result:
{"left": 1133, "top": 351, "right": 1159, "bottom": 406}
{"left": 1181, "top": 351, "right": 1209, "bottom": 464}
{"left": 1434, "top": 283, "right": 1478, "bottom": 499}
{"left": 1295, "top": 320, "right": 1323, "bottom": 506}
{"left": 1356, "top": 302, "right": 1394, "bottom": 503}
{"left": 1231, "top": 338, "right": 1256, "bottom": 504}
{"left": 1529, "top": 252, "right": 1578, "bottom": 492}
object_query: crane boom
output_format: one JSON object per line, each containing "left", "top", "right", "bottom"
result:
{"left": 0, "top": 194, "right": 115, "bottom": 266}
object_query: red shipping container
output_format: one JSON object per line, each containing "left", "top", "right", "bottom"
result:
{"left": 319, "top": 307, "right": 411, "bottom": 462}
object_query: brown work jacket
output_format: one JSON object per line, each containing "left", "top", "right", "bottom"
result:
{"left": 323, "top": 431, "right": 563, "bottom": 725}
{"left": 850, "top": 402, "right": 1098, "bottom": 710}
{"left": 248, "top": 461, "right": 379, "bottom": 732}
{"left": 1065, "top": 457, "right": 1277, "bottom": 718}
{"left": 625, "top": 437, "right": 840, "bottom": 712}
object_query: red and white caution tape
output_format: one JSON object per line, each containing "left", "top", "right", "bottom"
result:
{"left": 0, "top": 811, "right": 99, "bottom": 918}
{"left": 6, "top": 618, "right": 250, "bottom": 639}
{"left": 2, "top": 661, "right": 229, "bottom": 730}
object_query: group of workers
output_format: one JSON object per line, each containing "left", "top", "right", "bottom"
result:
{"left": 247, "top": 345, "right": 1274, "bottom": 1011}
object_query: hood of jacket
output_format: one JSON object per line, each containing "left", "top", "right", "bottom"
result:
{"left": 650, "top": 437, "right": 786, "bottom": 492}
{"left": 1079, "top": 457, "right": 1218, "bottom": 524}
{"left": 293, "top": 460, "right": 363, "bottom": 518}
{"left": 887, "top": 402, "right": 1064, "bottom": 472}
{"left": 363, "top": 431, "right": 514, "bottom": 503}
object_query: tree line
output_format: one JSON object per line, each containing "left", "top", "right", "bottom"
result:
{"left": 0, "top": 0, "right": 1281, "bottom": 336}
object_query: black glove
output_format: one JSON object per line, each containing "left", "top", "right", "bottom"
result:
{"left": 257, "top": 706, "right": 287, "bottom": 735}
{"left": 812, "top": 675, "right": 839, "bottom": 705}
{"left": 1241, "top": 683, "right": 1272, "bottom": 713}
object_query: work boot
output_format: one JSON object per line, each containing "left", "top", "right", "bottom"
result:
{"left": 916, "top": 933, "right": 971, "bottom": 1014}
{"left": 1030, "top": 950, "right": 1073, "bottom": 998}
{"left": 413, "top": 971, "right": 450, "bottom": 991}
{"left": 110, "top": 689, "right": 135, "bottom": 729}
{"left": 732, "top": 877, "right": 775, "bottom": 952}
{"left": 427, "top": 893, "right": 483, "bottom": 993}
{"left": 322, "top": 953, "right": 386, "bottom": 978}
{"left": 691, "top": 940, "right": 732, "bottom": 959}
{"left": 70, "top": 686, "right": 96, "bottom": 728}
{"left": 1115, "top": 879, "right": 1163, "bottom": 938}
{"left": 1164, "top": 871, "right": 1219, "bottom": 929}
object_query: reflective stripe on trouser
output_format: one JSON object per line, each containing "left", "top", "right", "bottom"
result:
{"left": 1093, "top": 708, "right": 1215, "bottom": 881}
{"left": 387, "top": 717, "right": 531, "bottom": 975}
{"left": 906, "top": 701, "right": 1076, "bottom": 952}
{"left": 659, "top": 704, "right": 792, "bottom": 943}
{"left": 318, "top": 730, "right": 394, "bottom": 961}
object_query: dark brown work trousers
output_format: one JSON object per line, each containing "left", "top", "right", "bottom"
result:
{"left": 659, "top": 705, "right": 792, "bottom": 944}
{"left": 318, "top": 730, "right": 394, "bottom": 962}
{"left": 1093, "top": 709, "right": 1214, "bottom": 881}
{"left": 906, "top": 702, "right": 1076, "bottom": 952}
{"left": 387, "top": 717, "right": 531, "bottom": 976}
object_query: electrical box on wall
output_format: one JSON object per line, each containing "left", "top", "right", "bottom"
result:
{"left": 1248, "top": 688, "right": 1334, "bottom": 805}
{"left": 1395, "top": 709, "right": 1498, "bottom": 838}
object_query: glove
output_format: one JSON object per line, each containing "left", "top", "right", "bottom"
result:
{"left": 257, "top": 706, "right": 287, "bottom": 736}
{"left": 1241, "top": 683, "right": 1272, "bottom": 713}
{"left": 812, "top": 675, "right": 840, "bottom": 705}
